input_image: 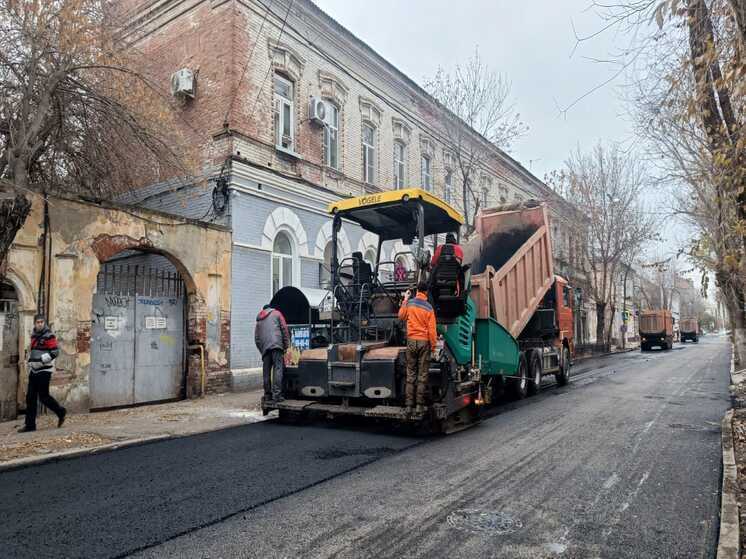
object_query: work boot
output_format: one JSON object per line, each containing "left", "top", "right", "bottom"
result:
{"left": 57, "top": 408, "right": 67, "bottom": 428}
{"left": 17, "top": 425, "right": 36, "bottom": 433}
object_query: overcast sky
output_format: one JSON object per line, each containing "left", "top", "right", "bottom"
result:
{"left": 314, "top": 0, "right": 635, "bottom": 181}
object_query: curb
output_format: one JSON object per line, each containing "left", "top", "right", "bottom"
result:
{"left": 718, "top": 409, "right": 739, "bottom": 559}
{"left": 0, "top": 413, "right": 272, "bottom": 474}
{"left": 0, "top": 434, "right": 170, "bottom": 474}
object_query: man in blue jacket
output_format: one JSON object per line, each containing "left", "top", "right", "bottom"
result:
{"left": 255, "top": 305, "right": 290, "bottom": 402}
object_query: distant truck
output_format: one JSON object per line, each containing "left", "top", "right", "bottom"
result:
{"left": 679, "top": 317, "right": 699, "bottom": 343}
{"left": 639, "top": 309, "right": 674, "bottom": 351}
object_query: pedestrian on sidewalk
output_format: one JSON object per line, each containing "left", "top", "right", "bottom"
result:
{"left": 255, "top": 305, "right": 290, "bottom": 402}
{"left": 18, "top": 314, "right": 66, "bottom": 433}
{"left": 398, "top": 281, "right": 437, "bottom": 414}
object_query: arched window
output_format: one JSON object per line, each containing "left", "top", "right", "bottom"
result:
{"left": 320, "top": 241, "right": 333, "bottom": 288}
{"left": 323, "top": 103, "right": 340, "bottom": 169}
{"left": 362, "top": 122, "right": 376, "bottom": 184}
{"left": 420, "top": 154, "right": 432, "bottom": 191}
{"left": 273, "top": 74, "right": 294, "bottom": 151}
{"left": 364, "top": 248, "right": 377, "bottom": 268}
{"left": 393, "top": 141, "right": 406, "bottom": 189}
{"left": 272, "top": 232, "right": 294, "bottom": 295}
{"left": 444, "top": 170, "right": 453, "bottom": 204}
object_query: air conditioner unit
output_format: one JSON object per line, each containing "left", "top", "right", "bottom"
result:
{"left": 170, "top": 68, "right": 195, "bottom": 99}
{"left": 308, "top": 97, "right": 327, "bottom": 125}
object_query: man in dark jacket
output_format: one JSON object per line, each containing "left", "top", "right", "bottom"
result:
{"left": 19, "top": 314, "right": 66, "bottom": 432}
{"left": 255, "top": 305, "right": 290, "bottom": 402}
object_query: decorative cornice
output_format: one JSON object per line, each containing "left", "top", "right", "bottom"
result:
{"left": 318, "top": 70, "right": 349, "bottom": 105}
{"left": 391, "top": 117, "right": 412, "bottom": 145}
{"left": 358, "top": 96, "right": 382, "bottom": 127}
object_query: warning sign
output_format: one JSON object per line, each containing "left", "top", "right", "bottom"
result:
{"left": 104, "top": 317, "right": 118, "bottom": 331}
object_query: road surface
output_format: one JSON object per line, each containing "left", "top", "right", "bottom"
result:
{"left": 1, "top": 336, "right": 730, "bottom": 558}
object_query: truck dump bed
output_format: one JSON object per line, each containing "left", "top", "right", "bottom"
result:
{"left": 465, "top": 201, "right": 554, "bottom": 339}
{"left": 680, "top": 317, "right": 698, "bottom": 334}
{"left": 639, "top": 310, "right": 673, "bottom": 336}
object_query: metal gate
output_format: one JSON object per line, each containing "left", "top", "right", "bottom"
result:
{"left": 91, "top": 264, "right": 185, "bottom": 409}
{"left": 0, "top": 292, "right": 19, "bottom": 420}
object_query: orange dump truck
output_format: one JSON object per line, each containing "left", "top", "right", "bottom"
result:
{"left": 679, "top": 317, "right": 699, "bottom": 343}
{"left": 461, "top": 201, "right": 575, "bottom": 398}
{"left": 639, "top": 309, "right": 674, "bottom": 351}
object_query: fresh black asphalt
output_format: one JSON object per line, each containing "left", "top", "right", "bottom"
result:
{"left": 0, "top": 336, "right": 731, "bottom": 558}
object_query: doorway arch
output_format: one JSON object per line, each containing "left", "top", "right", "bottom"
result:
{"left": 89, "top": 248, "right": 191, "bottom": 409}
{"left": 0, "top": 280, "right": 19, "bottom": 420}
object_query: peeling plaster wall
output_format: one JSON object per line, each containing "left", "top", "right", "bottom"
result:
{"left": 5, "top": 196, "right": 232, "bottom": 413}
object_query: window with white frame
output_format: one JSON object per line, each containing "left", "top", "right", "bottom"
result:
{"left": 420, "top": 155, "right": 432, "bottom": 191}
{"left": 481, "top": 188, "right": 488, "bottom": 208}
{"left": 444, "top": 170, "right": 453, "bottom": 204}
{"left": 320, "top": 241, "right": 333, "bottom": 288}
{"left": 273, "top": 74, "right": 294, "bottom": 151}
{"left": 323, "top": 103, "right": 339, "bottom": 169}
{"left": 362, "top": 123, "right": 376, "bottom": 184}
{"left": 272, "top": 232, "right": 294, "bottom": 295}
{"left": 393, "top": 141, "right": 406, "bottom": 189}
{"left": 364, "top": 248, "right": 377, "bottom": 269}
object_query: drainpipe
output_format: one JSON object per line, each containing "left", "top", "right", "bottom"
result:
{"left": 34, "top": 194, "right": 52, "bottom": 317}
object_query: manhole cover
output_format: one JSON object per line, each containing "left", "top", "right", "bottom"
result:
{"left": 446, "top": 509, "right": 523, "bottom": 535}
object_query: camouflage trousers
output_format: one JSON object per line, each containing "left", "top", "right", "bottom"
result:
{"left": 405, "top": 339, "right": 431, "bottom": 406}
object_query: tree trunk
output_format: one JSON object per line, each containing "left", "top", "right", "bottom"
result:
{"left": 606, "top": 303, "right": 616, "bottom": 348}
{"left": 724, "top": 282, "right": 746, "bottom": 367}
{"left": 0, "top": 194, "right": 32, "bottom": 267}
{"left": 595, "top": 301, "right": 607, "bottom": 347}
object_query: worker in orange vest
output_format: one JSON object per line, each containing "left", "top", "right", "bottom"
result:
{"left": 398, "top": 280, "right": 437, "bottom": 414}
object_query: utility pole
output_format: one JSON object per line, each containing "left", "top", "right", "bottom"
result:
{"left": 621, "top": 262, "right": 631, "bottom": 350}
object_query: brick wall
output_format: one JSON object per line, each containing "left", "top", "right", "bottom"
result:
{"left": 122, "top": 0, "right": 572, "bottom": 220}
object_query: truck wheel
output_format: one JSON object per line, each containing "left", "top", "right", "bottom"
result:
{"left": 528, "top": 351, "right": 542, "bottom": 395}
{"left": 693, "top": 337, "right": 698, "bottom": 343}
{"left": 555, "top": 347, "right": 571, "bottom": 386}
{"left": 510, "top": 355, "right": 528, "bottom": 400}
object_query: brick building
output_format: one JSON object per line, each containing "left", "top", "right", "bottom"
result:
{"left": 1, "top": 195, "right": 231, "bottom": 419}
{"left": 119, "top": 0, "right": 582, "bottom": 373}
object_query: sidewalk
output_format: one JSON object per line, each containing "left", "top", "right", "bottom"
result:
{"left": 0, "top": 390, "right": 266, "bottom": 471}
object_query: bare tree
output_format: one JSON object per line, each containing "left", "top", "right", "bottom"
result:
{"left": 600, "top": 0, "right": 746, "bottom": 362}
{"left": 424, "top": 48, "right": 527, "bottom": 233}
{"left": 0, "top": 0, "right": 193, "bottom": 264}
{"left": 554, "top": 143, "right": 659, "bottom": 344}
